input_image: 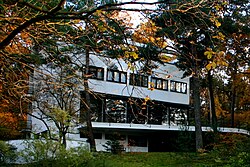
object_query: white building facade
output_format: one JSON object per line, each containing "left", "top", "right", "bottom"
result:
{"left": 30, "top": 53, "right": 191, "bottom": 152}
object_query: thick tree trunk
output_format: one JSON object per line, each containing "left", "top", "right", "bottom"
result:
{"left": 83, "top": 47, "right": 96, "bottom": 152}
{"left": 193, "top": 75, "right": 203, "bottom": 151}
{"left": 208, "top": 70, "right": 217, "bottom": 132}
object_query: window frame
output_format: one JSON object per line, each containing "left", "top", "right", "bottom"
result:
{"left": 151, "top": 77, "right": 168, "bottom": 91}
{"left": 106, "top": 69, "right": 127, "bottom": 84}
{"left": 129, "top": 73, "right": 148, "bottom": 88}
{"left": 88, "top": 66, "right": 104, "bottom": 80}
{"left": 170, "top": 80, "right": 187, "bottom": 94}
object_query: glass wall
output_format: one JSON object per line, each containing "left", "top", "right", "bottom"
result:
{"left": 80, "top": 92, "right": 188, "bottom": 125}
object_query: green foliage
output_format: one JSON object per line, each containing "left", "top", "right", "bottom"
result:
{"left": 210, "top": 133, "right": 250, "bottom": 166}
{"left": 226, "top": 152, "right": 250, "bottom": 167}
{"left": 175, "top": 130, "right": 196, "bottom": 152}
{"left": 0, "top": 141, "right": 17, "bottom": 165}
{"left": 18, "top": 139, "right": 93, "bottom": 167}
{"left": 103, "top": 134, "right": 124, "bottom": 154}
{"left": 87, "top": 152, "right": 224, "bottom": 167}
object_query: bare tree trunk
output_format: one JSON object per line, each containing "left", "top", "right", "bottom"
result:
{"left": 191, "top": 44, "right": 203, "bottom": 151}
{"left": 208, "top": 70, "right": 217, "bottom": 132}
{"left": 83, "top": 47, "right": 96, "bottom": 152}
{"left": 193, "top": 75, "right": 203, "bottom": 151}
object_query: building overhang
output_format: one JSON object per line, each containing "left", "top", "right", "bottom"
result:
{"left": 78, "top": 122, "right": 250, "bottom": 136}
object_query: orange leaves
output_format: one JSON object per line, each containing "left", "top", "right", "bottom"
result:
{"left": 212, "top": 32, "right": 225, "bottom": 41}
{"left": 133, "top": 20, "right": 166, "bottom": 48}
{"left": 144, "top": 96, "right": 150, "bottom": 102}
{"left": 148, "top": 82, "right": 155, "bottom": 91}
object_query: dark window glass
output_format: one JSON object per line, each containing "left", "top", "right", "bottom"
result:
{"left": 151, "top": 77, "right": 168, "bottom": 90}
{"left": 163, "top": 80, "right": 168, "bottom": 90}
{"left": 127, "top": 99, "right": 148, "bottom": 124}
{"left": 128, "top": 135, "right": 147, "bottom": 147}
{"left": 157, "top": 79, "right": 162, "bottom": 89}
{"left": 121, "top": 73, "right": 126, "bottom": 83}
{"left": 170, "top": 81, "right": 176, "bottom": 91}
{"left": 129, "top": 74, "right": 148, "bottom": 87}
{"left": 151, "top": 78, "right": 157, "bottom": 88}
{"left": 142, "top": 75, "right": 148, "bottom": 87}
{"left": 80, "top": 91, "right": 103, "bottom": 123}
{"left": 107, "top": 69, "right": 127, "bottom": 83}
{"left": 105, "top": 99, "right": 127, "bottom": 123}
{"left": 88, "top": 66, "right": 104, "bottom": 80}
{"left": 105, "top": 133, "right": 125, "bottom": 140}
{"left": 94, "top": 133, "right": 102, "bottom": 139}
{"left": 80, "top": 132, "right": 102, "bottom": 139}
{"left": 170, "top": 81, "right": 187, "bottom": 94}
{"left": 97, "top": 68, "right": 104, "bottom": 79}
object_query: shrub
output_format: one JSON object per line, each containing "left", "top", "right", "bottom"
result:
{"left": 211, "top": 133, "right": 250, "bottom": 166}
{"left": 103, "top": 134, "right": 124, "bottom": 154}
{"left": 18, "top": 139, "right": 93, "bottom": 167}
{"left": 227, "top": 152, "right": 250, "bottom": 167}
{"left": 0, "top": 140, "right": 17, "bottom": 165}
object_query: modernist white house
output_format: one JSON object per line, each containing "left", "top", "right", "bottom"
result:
{"left": 28, "top": 52, "right": 250, "bottom": 152}
{"left": 27, "top": 51, "right": 197, "bottom": 152}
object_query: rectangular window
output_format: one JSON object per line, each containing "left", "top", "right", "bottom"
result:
{"left": 128, "top": 135, "right": 147, "bottom": 147}
{"left": 88, "top": 66, "right": 104, "bottom": 80}
{"left": 105, "top": 99, "right": 127, "bottom": 123}
{"left": 107, "top": 69, "right": 127, "bottom": 84}
{"left": 121, "top": 73, "right": 126, "bottom": 83}
{"left": 170, "top": 80, "right": 187, "bottom": 94}
{"left": 157, "top": 80, "right": 162, "bottom": 89}
{"left": 151, "top": 77, "right": 168, "bottom": 90}
{"left": 163, "top": 80, "right": 168, "bottom": 90}
{"left": 80, "top": 132, "right": 102, "bottom": 139}
{"left": 107, "top": 70, "right": 113, "bottom": 81}
{"left": 129, "top": 74, "right": 148, "bottom": 87}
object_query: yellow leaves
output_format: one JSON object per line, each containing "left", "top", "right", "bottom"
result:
{"left": 159, "top": 54, "right": 176, "bottom": 63}
{"left": 148, "top": 82, "right": 155, "bottom": 91}
{"left": 206, "top": 62, "right": 217, "bottom": 71}
{"left": 72, "top": 19, "right": 81, "bottom": 24}
{"left": 158, "top": 41, "right": 168, "bottom": 49}
{"left": 95, "top": 10, "right": 102, "bottom": 16}
{"left": 144, "top": 96, "right": 150, "bottom": 102}
{"left": 125, "top": 51, "right": 138, "bottom": 60}
{"left": 214, "top": 95, "right": 226, "bottom": 118}
{"left": 210, "top": 18, "right": 221, "bottom": 28}
{"left": 204, "top": 49, "right": 227, "bottom": 71}
{"left": 215, "top": 20, "right": 221, "bottom": 27}
{"left": 204, "top": 49, "right": 215, "bottom": 59}
{"left": 213, "top": 32, "right": 225, "bottom": 40}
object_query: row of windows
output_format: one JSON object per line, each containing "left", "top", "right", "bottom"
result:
{"left": 87, "top": 66, "right": 187, "bottom": 94}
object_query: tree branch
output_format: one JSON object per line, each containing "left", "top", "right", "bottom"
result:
{"left": 49, "top": 0, "right": 66, "bottom": 14}
{"left": 0, "top": 0, "right": 174, "bottom": 50}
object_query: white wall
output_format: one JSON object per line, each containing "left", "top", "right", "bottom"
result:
{"left": 84, "top": 54, "right": 190, "bottom": 105}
